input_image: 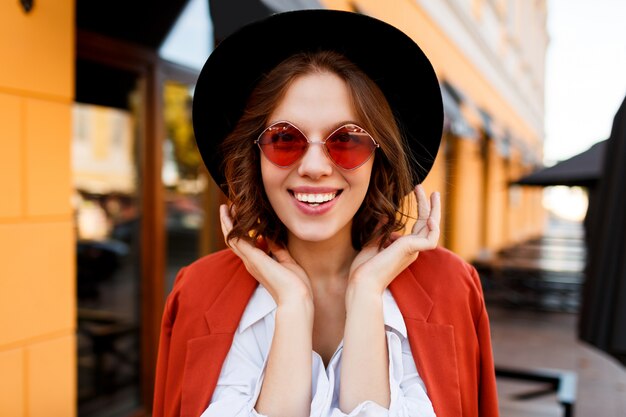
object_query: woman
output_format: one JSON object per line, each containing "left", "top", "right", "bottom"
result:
{"left": 154, "top": 10, "right": 499, "bottom": 417}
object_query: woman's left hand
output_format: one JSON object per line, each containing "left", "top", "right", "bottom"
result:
{"left": 348, "top": 184, "right": 441, "bottom": 294}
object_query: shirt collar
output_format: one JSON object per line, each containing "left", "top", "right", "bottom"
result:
{"left": 238, "top": 284, "right": 277, "bottom": 333}
{"left": 238, "top": 285, "right": 408, "bottom": 338}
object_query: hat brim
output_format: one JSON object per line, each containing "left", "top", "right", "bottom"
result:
{"left": 192, "top": 9, "right": 443, "bottom": 192}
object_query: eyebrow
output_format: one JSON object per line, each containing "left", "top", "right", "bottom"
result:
{"left": 329, "top": 120, "right": 363, "bottom": 131}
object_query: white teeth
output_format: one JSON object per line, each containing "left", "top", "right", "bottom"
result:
{"left": 294, "top": 192, "right": 337, "bottom": 204}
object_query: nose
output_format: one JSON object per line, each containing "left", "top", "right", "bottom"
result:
{"left": 297, "top": 142, "right": 333, "bottom": 179}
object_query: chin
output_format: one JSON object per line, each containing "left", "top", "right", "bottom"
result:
{"left": 290, "top": 228, "right": 336, "bottom": 243}
{"left": 285, "top": 220, "right": 352, "bottom": 245}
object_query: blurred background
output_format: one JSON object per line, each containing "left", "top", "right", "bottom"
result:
{"left": 1, "top": 0, "right": 624, "bottom": 416}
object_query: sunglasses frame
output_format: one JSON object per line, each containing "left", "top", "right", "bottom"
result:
{"left": 254, "top": 120, "right": 380, "bottom": 170}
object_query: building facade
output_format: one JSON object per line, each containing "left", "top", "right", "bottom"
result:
{"left": 322, "top": 0, "right": 548, "bottom": 259}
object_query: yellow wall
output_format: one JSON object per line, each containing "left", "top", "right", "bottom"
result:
{"left": 446, "top": 137, "right": 485, "bottom": 260}
{"left": 484, "top": 141, "right": 508, "bottom": 253}
{"left": 506, "top": 149, "right": 524, "bottom": 244}
{"left": 0, "top": 1, "right": 75, "bottom": 416}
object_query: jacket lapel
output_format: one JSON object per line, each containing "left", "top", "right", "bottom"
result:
{"left": 181, "top": 263, "right": 258, "bottom": 417}
{"left": 179, "top": 260, "right": 463, "bottom": 416}
{"left": 389, "top": 267, "right": 463, "bottom": 417}
{"left": 181, "top": 333, "right": 236, "bottom": 417}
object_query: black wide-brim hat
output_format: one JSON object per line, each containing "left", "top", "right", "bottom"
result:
{"left": 192, "top": 9, "right": 443, "bottom": 192}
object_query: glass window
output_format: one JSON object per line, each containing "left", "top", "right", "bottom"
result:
{"left": 163, "top": 80, "right": 206, "bottom": 291}
{"left": 73, "top": 101, "right": 142, "bottom": 416}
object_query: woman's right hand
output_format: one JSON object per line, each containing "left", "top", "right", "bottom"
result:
{"left": 219, "top": 204, "right": 314, "bottom": 306}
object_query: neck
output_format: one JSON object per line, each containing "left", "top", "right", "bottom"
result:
{"left": 287, "top": 229, "right": 357, "bottom": 288}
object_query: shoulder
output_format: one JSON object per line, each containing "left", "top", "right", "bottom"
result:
{"left": 410, "top": 246, "right": 477, "bottom": 278}
{"left": 173, "top": 248, "right": 244, "bottom": 291}
{"left": 165, "top": 249, "right": 245, "bottom": 316}
{"left": 407, "top": 246, "right": 484, "bottom": 308}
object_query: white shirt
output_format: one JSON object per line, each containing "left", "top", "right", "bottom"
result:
{"left": 201, "top": 285, "right": 436, "bottom": 417}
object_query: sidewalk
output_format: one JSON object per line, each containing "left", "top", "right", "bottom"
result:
{"left": 489, "top": 305, "right": 626, "bottom": 417}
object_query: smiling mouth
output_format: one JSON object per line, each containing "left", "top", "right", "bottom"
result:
{"left": 288, "top": 190, "right": 343, "bottom": 206}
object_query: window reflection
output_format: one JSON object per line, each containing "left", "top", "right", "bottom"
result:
{"left": 163, "top": 81, "right": 208, "bottom": 292}
{"left": 73, "top": 103, "right": 141, "bottom": 416}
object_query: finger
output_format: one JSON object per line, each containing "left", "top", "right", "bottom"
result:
{"left": 424, "top": 216, "right": 441, "bottom": 246}
{"left": 401, "top": 233, "right": 439, "bottom": 257}
{"left": 412, "top": 189, "right": 441, "bottom": 237}
{"left": 416, "top": 184, "right": 431, "bottom": 220}
{"left": 227, "top": 237, "right": 246, "bottom": 259}
{"left": 221, "top": 204, "right": 236, "bottom": 230}
{"left": 231, "top": 236, "right": 277, "bottom": 280}
{"left": 405, "top": 193, "right": 441, "bottom": 248}
{"left": 228, "top": 203, "right": 238, "bottom": 218}
{"left": 219, "top": 204, "right": 233, "bottom": 243}
{"left": 410, "top": 212, "right": 441, "bottom": 250}
{"left": 266, "top": 239, "right": 292, "bottom": 263}
{"left": 416, "top": 192, "right": 441, "bottom": 241}
{"left": 412, "top": 185, "right": 430, "bottom": 237}
{"left": 430, "top": 191, "right": 441, "bottom": 228}
{"left": 236, "top": 238, "right": 267, "bottom": 261}
{"left": 220, "top": 205, "right": 252, "bottom": 258}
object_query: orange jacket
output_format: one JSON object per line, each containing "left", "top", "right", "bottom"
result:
{"left": 153, "top": 247, "right": 499, "bottom": 417}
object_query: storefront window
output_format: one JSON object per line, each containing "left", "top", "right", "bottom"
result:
{"left": 162, "top": 80, "right": 215, "bottom": 292}
{"left": 73, "top": 102, "right": 141, "bottom": 416}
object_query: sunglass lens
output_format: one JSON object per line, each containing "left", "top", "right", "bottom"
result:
{"left": 326, "top": 125, "right": 377, "bottom": 169}
{"left": 257, "top": 123, "right": 308, "bottom": 167}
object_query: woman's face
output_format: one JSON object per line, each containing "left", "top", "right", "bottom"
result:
{"left": 260, "top": 72, "right": 374, "bottom": 245}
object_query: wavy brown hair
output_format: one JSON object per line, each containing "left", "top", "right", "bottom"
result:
{"left": 222, "top": 50, "right": 415, "bottom": 250}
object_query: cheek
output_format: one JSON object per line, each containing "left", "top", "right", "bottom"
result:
{"left": 260, "top": 158, "right": 273, "bottom": 187}
{"left": 260, "top": 159, "right": 270, "bottom": 191}
{"left": 354, "top": 180, "right": 371, "bottom": 210}
{"left": 355, "top": 162, "right": 374, "bottom": 196}
{"left": 260, "top": 158, "right": 286, "bottom": 204}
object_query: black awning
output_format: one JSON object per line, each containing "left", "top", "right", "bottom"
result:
{"left": 580, "top": 95, "right": 626, "bottom": 366}
{"left": 514, "top": 140, "right": 607, "bottom": 187}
